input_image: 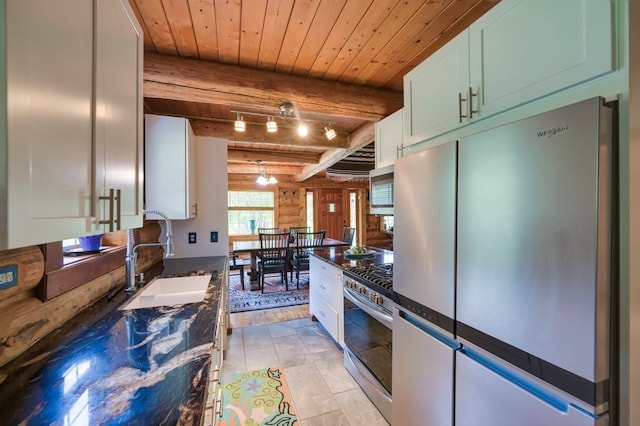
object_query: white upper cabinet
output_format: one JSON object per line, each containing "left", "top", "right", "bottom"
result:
{"left": 0, "top": 0, "right": 143, "bottom": 250}
{"left": 375, "top": 108, "right": 403, "bottom": 167}
{"left": 94, "top": 0, "right": 143, "bottom": 233}
{"left": 2, "top": 0, "right": 94, "bottom": 250}
{"left": 145, "top": 115, "right": 199, "bottom": 220}
{"left": 468, "top": 0, "right": 614, "bottom": 119}
{"left": 404, "top": 0, "right": 614, "bottom": 145}
{"left": 404, "top": 31, "right": 470, "bottom": 147}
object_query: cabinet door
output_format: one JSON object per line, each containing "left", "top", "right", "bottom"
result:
{"left": 186, "top": 121, "right": 198, "bottom": 218}
{"left": 145, "top": 114, "right": 197, "bottom": 220}
{"left": 95, "top": 0, "right": 143, "bottom": 233}
{"left": 403, "top": 31, "right": 469, "bottom": 146}
{"left": 3, "top": 0, "right": 93, "bottom": 249}
{"left": 375, "top": 108, "right": 403, "bottom": 167}
{"left": 469, "top": 0, "right": 613, "bottom": 119}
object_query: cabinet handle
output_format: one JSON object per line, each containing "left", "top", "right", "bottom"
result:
{"left": 98, "top": 188, "right": 120, "bottom": 231}
{"left": 215, "top": 388, "right": 223, "bottom": 417}
{"left": 468, "top": 87, "right": 478, "bottom": 119}
{"left": 396, "top": 144, "right": 404, "bottom": 158}
{"left": 458, "top": 92, "right": 468, "bottom": 123}
{"left": 192, "top": 202, "right": 198, "bottom": 217}
{"left": 211, "top": 365, "right": 221, "bottom": 383}
{"left": 115, "top": 189, "right": 121, "bottom": 231}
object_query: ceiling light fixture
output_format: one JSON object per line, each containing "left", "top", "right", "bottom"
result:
{"left": 231, "top": 102, "right": 330, "bottom": 138}
{"left": 266, "top": 117, "right": 278, "bottom": 133}
{"left": 324, "top": 126, "right": 337, "bottom": 140}
{"left": 234, "top": 113, "right": 246, "bottom": 132}
{"left": 255, "top": 160, "right": 278, "bottom": 185}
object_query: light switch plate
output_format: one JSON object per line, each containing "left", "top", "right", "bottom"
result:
{"left": 188, "top": 232, "right": 197, "bottom": 244}
{"left": 210, "top": 231, "right": 218, "bottom": 243}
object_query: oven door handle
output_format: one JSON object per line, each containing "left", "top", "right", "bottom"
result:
{"left": 343, "top": 288, "right": 393, "bottom": 329}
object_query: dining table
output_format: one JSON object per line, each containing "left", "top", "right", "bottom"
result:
{"left": 232, "top": 237, "right": 349, "bottom": 290}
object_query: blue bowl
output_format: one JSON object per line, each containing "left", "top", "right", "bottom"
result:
{"left": 79, "top": 234, "right": 103, "bottom": 251}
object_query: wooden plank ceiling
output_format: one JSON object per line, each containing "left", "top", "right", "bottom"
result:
{"left": 131, "top": 0, "right": 499, "bottom": 182}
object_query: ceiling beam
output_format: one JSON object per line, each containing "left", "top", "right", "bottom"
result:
{"left": 295, "top": 122, "right": 375, "bottom": 182}
{"left": 191, "top": 119, "right": 349, "bottom": 149}
{"left": 143, "top": 53, "right": 403, "bottom": 121}
{"left": 228, "top": 148, "right": 320, "bottom": 164}
{"left": 227, "top": 163, "right": 303, "bottom": 175}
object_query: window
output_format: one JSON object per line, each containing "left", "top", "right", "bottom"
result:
{"left": 228, "top": 190, "right": 276, "bottom": 235}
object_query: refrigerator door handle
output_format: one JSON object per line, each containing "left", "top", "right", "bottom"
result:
{"left": 459, "top": 346, "right": 597, "bottom": 418}
{"left": 397, "top": 307, "right": 459, "bottom": 350}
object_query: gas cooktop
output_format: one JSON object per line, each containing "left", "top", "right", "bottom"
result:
{"left": 343, "top": 263, "right": 393, "bottom": 297}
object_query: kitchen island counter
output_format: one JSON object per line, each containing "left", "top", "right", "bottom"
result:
{"left": 0, "top": 256, "right": 227, "bottom": 425}
{"left": 309, "top": 245, "right": 394, "bottom": 270}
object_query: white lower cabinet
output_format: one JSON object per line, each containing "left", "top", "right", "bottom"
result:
{"left": 309, "top": 255, "right": 343, "bottom": 345}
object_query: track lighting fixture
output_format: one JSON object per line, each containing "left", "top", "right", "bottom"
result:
{"left": 234, "top": 113, "right": 246, "bottom": 132}
{"left": 324, "top": 126, "right": 336, "bottom": 140}
{"left": 231, "top": 103, "right": 335, "bottom": 139}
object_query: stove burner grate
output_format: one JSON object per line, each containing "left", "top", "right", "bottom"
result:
{"left": 344, "top": 263, "right": 393, "bottom": 293}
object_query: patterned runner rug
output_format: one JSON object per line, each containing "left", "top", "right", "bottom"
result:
{"left": 228, "top": 271, "right": 309, "bottom": 313}
{"left": 219, "top": 367, "right": 298, "bottom": 425}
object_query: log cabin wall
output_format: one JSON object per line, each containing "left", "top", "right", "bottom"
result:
{"left": 228, "top": 173, "right": 393, "bottom": 250}
{"left": 0, "top": 221, "right": 164, "bottom": 367}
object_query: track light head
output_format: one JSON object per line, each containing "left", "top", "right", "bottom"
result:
{"left": 234, "top": 113, "right": 246, "bottom": 132}
{"left": 266, "top": 117, "right": 278, "bottom": 132}
{"left": 324, "top": 126, "right": 337, "bottom": 140}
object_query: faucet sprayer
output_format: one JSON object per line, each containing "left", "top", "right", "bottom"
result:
{"left": 125, "top": 209, "right": 175, "bottom": 292}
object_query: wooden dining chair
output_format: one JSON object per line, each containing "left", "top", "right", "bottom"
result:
{"left": 290, "top": 230, "right": 325, "bottom": 285}
{"left": 257, "top": 232, "right": 290, "bottom": 292}
{"left": 228, "top": 251, "right": 247, "bottom": 290}
{"left": 342, "top": 226, "right": 355, "bottom": 245}
{"left": 289, "top": 226, "right": 310, "bottom": 242}
{"left": 257, "top": 227, "right": 281, "bottom": 234}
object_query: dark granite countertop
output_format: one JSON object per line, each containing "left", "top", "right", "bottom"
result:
{"left": 309, "top": 245, "right": 394, "bottom": 269}
{"left": 0, "top": 255, "right": 227, "bottom": 425}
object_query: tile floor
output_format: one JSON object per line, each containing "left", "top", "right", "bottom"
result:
{"left": 223, "top": 316, "right": 389, "bottom": 425}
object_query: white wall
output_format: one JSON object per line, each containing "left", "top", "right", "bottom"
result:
{"left": 169, "top": 136, "right": 229, "bottom": 258}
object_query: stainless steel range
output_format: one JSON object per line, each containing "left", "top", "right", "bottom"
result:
{"left": 342, "top": 263, "right": 393, "bottom": 423}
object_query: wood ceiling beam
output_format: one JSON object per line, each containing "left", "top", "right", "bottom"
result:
{"left": 227, "top": 163, "right": 303, "bottom": 175}
{"left": 295, "top": 122, "right": 375, "bottom": 182}
{"left": 228, "top": 148, "right": 320, "bottom": 164}
{"left": 191, "top": 119, "right": 349, "bottom": 149}
{"left": 143, "top": 53, "right": 403, "bottom": 121}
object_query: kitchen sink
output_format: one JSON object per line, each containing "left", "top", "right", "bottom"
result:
{"left": 119, "top": 274, "right": 212, "bottom": 310}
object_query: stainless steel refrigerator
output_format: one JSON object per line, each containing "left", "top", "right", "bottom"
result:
{"left": 393, "top": 97, "right": 615, "bottom": 426}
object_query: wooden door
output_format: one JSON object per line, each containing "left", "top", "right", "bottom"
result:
{"left": 317, "top": 189, "right": 346, "bottom": 240}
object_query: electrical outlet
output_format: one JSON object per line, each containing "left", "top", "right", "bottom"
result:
{"left": 210, "top": 231, "right": 218, "bottom": 243}
{"left": 0, "top": 265, "right": 18, "bottom": 290}
{"left": 188, "top": 232, "right": 197, "bottom": 244}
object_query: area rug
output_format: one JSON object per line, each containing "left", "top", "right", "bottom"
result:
{"left": 228, "top": 272, "right": 309, "bottom": 313}
{"left": 219, "top": 367, "right": 298, "bottom": 425}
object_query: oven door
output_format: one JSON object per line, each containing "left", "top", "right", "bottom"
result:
{"left": 343, "top": 286, "right": 393, "bottom": 421}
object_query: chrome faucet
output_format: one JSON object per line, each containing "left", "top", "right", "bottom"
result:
{"left": 125, "top": 209, "right": 175, "bottom": 293}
